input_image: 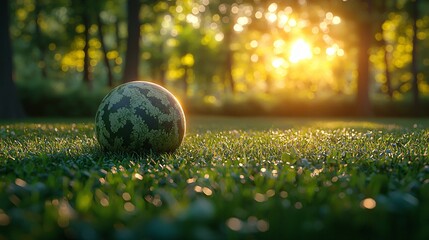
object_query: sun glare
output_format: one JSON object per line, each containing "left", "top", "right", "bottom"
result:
{"left": 289, "top": 39, "right": 313, "bottom": 63}
{"left": 272, "top": 57, "right": 286, "bottom": 68}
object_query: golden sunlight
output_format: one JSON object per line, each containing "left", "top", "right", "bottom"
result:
{"left": 272, "top": 57, "right": 286, "bottom": 68}
{"left": 289, "top": 39, "right": 312, "bottom": 63}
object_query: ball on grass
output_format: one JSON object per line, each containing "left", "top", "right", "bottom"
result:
{"left": 95, "top": 81, "right": 186, "bottom": 153}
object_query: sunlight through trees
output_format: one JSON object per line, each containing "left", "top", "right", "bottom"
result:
{"left": 3, "top": 0, "right": 429, "bottom": 117}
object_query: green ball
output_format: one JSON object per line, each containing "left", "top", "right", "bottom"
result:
{"left": 95, "top": 81, "right": 186, "bottom": 153}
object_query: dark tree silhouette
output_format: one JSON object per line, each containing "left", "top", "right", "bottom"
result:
{"left": 97, "top": 9, "right": 114, "bottom": 87}
{"left": 0, "top": 0, "right": 25, "bottom": 119}
{"left": 223, "top": 26, "right": 236, "bottom": 94}
{"left": 379, "top": 0, "right": 394, "bottom": 99}
{"left": 81, "top": 0, "right": 92, "bottom": 87}
{"left": 34, "top": 0, "right": 48, "bottom": 78}
{"left": 411, "top": 0, "right": 420, "bottom": 114}
{"left": 356, "top": 0, "right": 372, "bottom": 116}
{"left": 122, "top": 0, "right": 141, "bottom": 83}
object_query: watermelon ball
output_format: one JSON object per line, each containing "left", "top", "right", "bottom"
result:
{"left": 95, "top": 81, "right": 186, "bottom": 153}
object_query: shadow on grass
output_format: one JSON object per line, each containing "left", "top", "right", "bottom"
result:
{"left": 0, "top": 143, "right": 180, "bottom": 182}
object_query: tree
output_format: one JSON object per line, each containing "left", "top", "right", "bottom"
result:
{"left": 0, "top": 0, "right": 25, "bottom": 119}
{"left": 410, "top": 0, "right": 420, "bottom": 114}
{"left": 70, "top": 0, "right": 93, "bottom": 87}
{"left": 223, "top": 26, "right": 236, "bottom": 94}
{"left": 96, "top": 3, "right": 114, "bottom": 87}
{"left": 81, "top": 0, "right": 92, "bottom": 87}
{"left": 378, "top": 0, "right": 395, "bottom": 99}
{"left": 34, "top": 0, "right": 48, "bottom": 78}
{"left": 122, "top": 0, "right": 141, "bottom": 83}
{"left": 208, "top": 0, "right": 242, "bottom": 94}
{"left": 139, "top": 1, "right": 170, "bottom": 87}
{"left": 340, "top": 0, "right": 373, "bottom": 116}
{"left": 221, "top": 2, "right": 240, "bottom": 94}
{"left": 355, "top": 0, "right": 372, "bottom": 116}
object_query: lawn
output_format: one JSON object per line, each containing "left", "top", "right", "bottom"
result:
{"left": 1, "top": 116, "right": 429, "bottom": 239}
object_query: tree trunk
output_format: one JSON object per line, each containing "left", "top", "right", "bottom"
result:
{"left": 34, "top": 0, "right": 48, "bottom": 79}
{"left": 122, "top": 0, "right": 141, "bottom": 83}
{"left": 0, "top": 0, "right": 25, "bottom": 119}
{"left": 223, "top": 27, "right": 235, "bottom": 94}
{"left": 382, "top": 38, "right": 393, "bottom": 99}
{"left": 380, "top": 0, "right": 392, "bottom": 99}
{"left": 356, "top": 0, "right": 371, "bottom": 116}
{"left": 411, "top": 0, "right": 420, "bottom": 114}
{"left": 114, "top": 19, "right": 121, "bottom": 67}
{"left": 97, "top": 13, "right": 114, "bottom": 87}
{"left": 82, "top": 2, "right": 91, "bottom": 88}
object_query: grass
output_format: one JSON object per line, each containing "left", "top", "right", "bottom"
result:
{"left": 1, "top": 116, "right": 429, "bottom": 239}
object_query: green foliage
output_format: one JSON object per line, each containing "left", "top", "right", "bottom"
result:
{"left": 17, "top": 80, "right": 109, "bottom": 117}
{"left": 7, "top": 0, "right": 429, "bottom": 118}
{"left": 185, "top": 93, "right": 429, "bottom": 117}
{"left": 16, "top": 79, "right": 429, "bottom": 117}
{"left": 1, "top": 117, "right": 429, "bottom": 239}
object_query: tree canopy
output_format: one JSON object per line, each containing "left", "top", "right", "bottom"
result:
{"left": 3, "top": 0, "right": 429, "bottom": 117}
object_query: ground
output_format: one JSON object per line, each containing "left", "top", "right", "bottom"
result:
{"left": 1, "top": 116, "right": 429, "bottom": 239}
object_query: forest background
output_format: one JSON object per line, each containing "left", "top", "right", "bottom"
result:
{"left": 1, "top": 0, "right": 429, "bottom": 118}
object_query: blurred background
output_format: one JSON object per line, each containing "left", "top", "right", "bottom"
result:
{"left": 1, "top": 0, "right": 429, "bottom": 119}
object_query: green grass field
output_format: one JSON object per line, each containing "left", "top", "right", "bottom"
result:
{"left": 1, "top": 116, "right": 429, "bottom": 239}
